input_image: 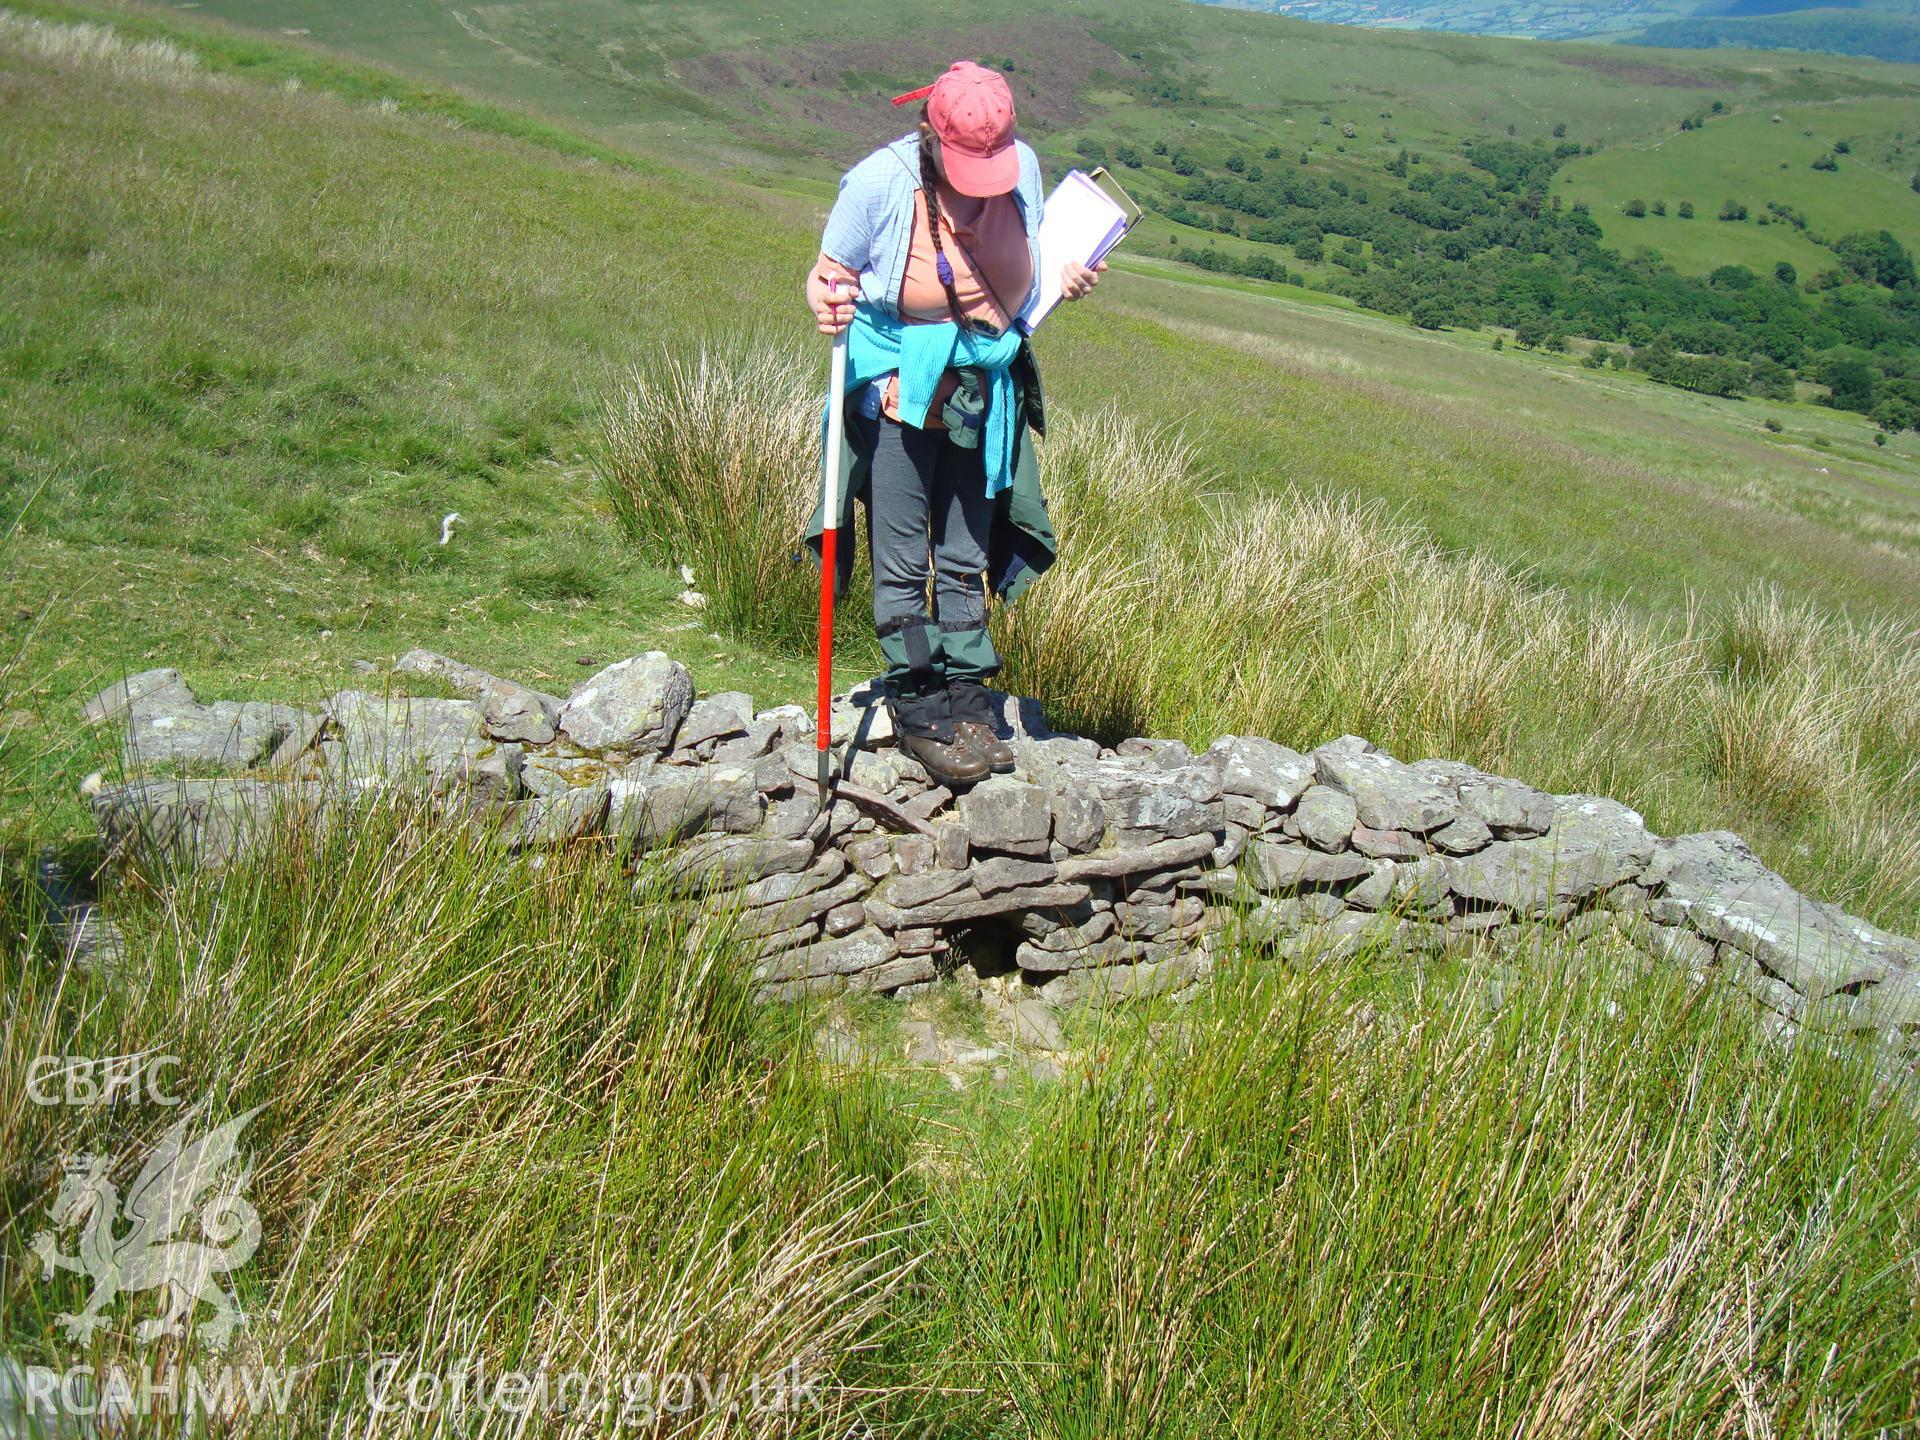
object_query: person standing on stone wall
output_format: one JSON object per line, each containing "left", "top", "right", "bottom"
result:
{"left": 803, "top": 60, "right": 1104, "bottom": 789}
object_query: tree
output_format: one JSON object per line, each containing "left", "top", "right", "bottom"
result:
{"left": 1651, "top": 199, "right": 1667, "bottom": 216}
{"left": 1265, "top": 144, "right": 1282, "bottom": 160}
{"left": 1623, "top": 198, "right": 1647, "bottom": 218}
{"left": 1515, "top": 315, "right": 1548, "bottom": 349}
{"left": 1114, "top": 143, "right": 1142, "bottom": 168}
{"left": 1774, "top": 261, "right": 1797, "bottom": 286}
{"left": 1584, "top": 346, "right": 1610, "bottom": 368}
{"left": 1718, "top": 199, "right": 1749, "bottom": 221}
{"left": 1822, "top": 358, "right": 1877, "bottom": 413}
{"left": 1411, "top": 297, "right": 1452, "bottom": 330}
{"left": 1835, "top": 230, "right": 1916, "bottom": 289}
{"left": 1812, "top": 152, "right": 1838, "bottom": 172}
{"left": 1152, "top": 139, "right": 1168, "bottom": 156}
{"left": 1552, "top": 122, "right": 1567, "bottom": 138}
{"left": 1225, "top": 153, "right": 1246, "bottom": 173}
{"left": 1074, "top": 138, "right": 1108, "bottom": 166}
{"left": 1677, "top": 200, "right": 1695, "bottom": 219}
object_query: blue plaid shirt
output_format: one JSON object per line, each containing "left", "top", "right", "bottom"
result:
{"left": 819, "top": 132, "right": 1046, "bottom": 323}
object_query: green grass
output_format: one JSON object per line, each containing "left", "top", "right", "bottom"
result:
{"left": 1554, "top": 98, "right": 1920, "bottom": 274}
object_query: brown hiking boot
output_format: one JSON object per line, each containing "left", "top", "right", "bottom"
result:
{"left": 896, "top": 727, "right": 990, "bottom": 787}
{"left": 956, "top": 720, "right": 1015, "bottom": 773}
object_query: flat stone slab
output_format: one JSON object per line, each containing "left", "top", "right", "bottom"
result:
{"left": 124, "top": 696, "right": 312, "bottom": 774}
{"left": 1645, "top": 831, "right": 1915, "bottom": 1001}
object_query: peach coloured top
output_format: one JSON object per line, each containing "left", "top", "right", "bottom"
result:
{"left": 898, "top": 187, "right": 1032, "bottom": 334}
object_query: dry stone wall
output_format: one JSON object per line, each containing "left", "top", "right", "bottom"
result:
{"left": 82, "top": 649, "right": 1920, "bottom": 1051}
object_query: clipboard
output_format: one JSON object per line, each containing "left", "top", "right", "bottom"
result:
{"left": 1017, "top": 166, "right": 1142, "bottom": 336}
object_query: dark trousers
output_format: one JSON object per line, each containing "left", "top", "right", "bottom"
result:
{"left": 849, "top": 406, "right": 1002, "bottom": 711}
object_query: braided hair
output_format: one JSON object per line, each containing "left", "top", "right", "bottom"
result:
{"left": 917, "top": 116, "right": 969, "bottom": 326}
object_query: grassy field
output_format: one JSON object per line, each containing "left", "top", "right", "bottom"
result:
{"left": 4, "top": 8, "right": 1920, "bottom": 1436}
{"left": 1554, "top": 96, "right": 1920, "bottom": 274}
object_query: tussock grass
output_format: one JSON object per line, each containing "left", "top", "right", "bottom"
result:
{"left": 0, "top": 9, "right": 204, "bottom": 84}
{"left": 1, "top": 808, "right": 917, "bottom": 1433}
{"left": 8, "top": 830, "right": 1917, "bottom": 1437}
{"left": 929, "top": 940, "right": 1920, "bottom": 1436}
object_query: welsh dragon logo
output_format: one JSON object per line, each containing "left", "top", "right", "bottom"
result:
{"left": 29, "top": 1107, "right": 264, "bottom": 1351}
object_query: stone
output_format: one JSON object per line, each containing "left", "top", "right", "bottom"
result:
{"left": 1113, "top": 900, "right": 1175, "bottom": 938}
{"left": 1446, "top": 797, "right": 1654, "bottom": 918}
{"left": 1050, "top": 790, "right": 1107, "bottom": 853}
{"left": 1057, "top": 832, "right": 1217, "bottom": 882}
{"left": 1016, "top": 934, "right": 1156, "bottom": 973}
{"left": 1030, "top": 909, "right": 1117, "bottom": 952}
{"left": 1313, "top": 738, "right": 1460, "bottom": 835}
{"left": 893, "top": 833, "right": 936, "bottom": 875}
{"left": 324, "top": 691, "right": 507, "bottom": 793}
{"left": 902, "top": 786, "right": 954, "bottom": 823}
{"left": 607, "top": 764, "right": 763, "bottom": 848}
{"left": 1389, "top": 855, "right": 1454, "bottom": 919}
{"left": 1645, "top": 831, "right": 1909, "bottom": 1002}
{"left": 1212, "top": 822, "right": 1249, "bottom": 868}
{"left": 934, "top": 820, "right": 970, "bottom": 871}
{"left": 1241, "top": 838, "right": 1373, "bottom": 893}
{"left": 665, "top": 835, "right": 814, "bottom": 889}
{"left": 865, "top": 880, "right": 1092, "bottom": 931}
{"left": 1639, "top": 921, "right": 1715, "bottom": 970}
{"left": 559, "top": 653, "right": 693, "bottom": 753}
{"left": 1116, "top": 737, "right": 1193, "bottom": 766}
{"left": 1221, "top": 793, "right": 1268, "bottom": 831}
{"left": 394, "top": 649, "right": 560, "bottom": 744}
{"left": 1293, "top": 785, "right": 1357, "bottom": 852}
{"left": 82, "top": 668, "right": 192, "bottom": 726}
{"left": 265, "top": 710, "right": 331, "bottom": 770}
{"left": 122, "top": 685, "right": 314, "bottom": 775}
{"left": 676, "top": 690, "right": 754, "bottom": 750}
{"left": 895, "top": 926, "right": 943, "bottom": 954}
{"left": 500, "top": 785, "right": 609, "bottom": 848}
{"left": 824, "top": 901, "right": 867, "bottom": 937}
{"left": 761, "top": 794, "right": 820, "bottom": 839}
{"left": 1344, "top": 861, "right": 1396, "bottom": 911}
{"left": 846, "top": 836, "right": 894, "bottom": 880}
{"left": 975, "top": 854, "right": 1059, "bottom": 896}
{"left": 1350, "top": 826, "right": 1426, "bottom": 861}
{"left": 884, "top": 868, "right": 972, "bottom": 910}
{"left": 756, "top": 973, "right": 846, "bottom": 1004}
{"left": 1205, "top": 735, "right": 1316, "bottom": 809}
{"left": 93, "top": 779, "right": 337, "bottom": 868}
{"left": 1039, "top": 953, "right": 1197, "bottom": 1008}
{"left": 710, "top": 715, "right": 784, "bottom": 765}
{"left": 737, "top": 850, "right": 850, "bottom": 908}
{"left": 732, "top": 873, "right": 869, "bottom": 938}
{"left": 957, "top": 777, "right": 1053, "bottom": 856}
{"left": 849, "top": 954, "right": 938, "bottom": 993}
{"left": 1430, "top": 814, "right": 1494, "bottom": 855}
{"left": 1061, "top": 758, "right": 1223, "bottom": 848}
{"left": 991, "top": 993, "right": 1065, "bottom": 1049}
{"left": 1454, "top": 773, "right": 1556, "bottom": 838}
{"left": 754, "top": 925, "right": 896, "bottom": 984}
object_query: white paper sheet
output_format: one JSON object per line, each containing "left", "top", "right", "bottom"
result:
{"left": 1018, "top": 170, "right": 1131, "bottom": 336}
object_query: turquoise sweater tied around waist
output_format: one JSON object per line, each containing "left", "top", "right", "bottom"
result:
{"left": 836, "top": 302, "right": 1025, "bottom": 499}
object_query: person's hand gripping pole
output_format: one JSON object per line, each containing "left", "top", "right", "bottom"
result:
{"left": 815, "top": 276, "right": 850, "bottom": 806}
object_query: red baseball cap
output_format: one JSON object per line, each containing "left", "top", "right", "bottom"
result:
{"left": 892, "top": 61, "right": 1019, "bottom": 197}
